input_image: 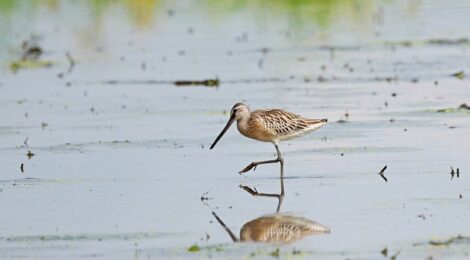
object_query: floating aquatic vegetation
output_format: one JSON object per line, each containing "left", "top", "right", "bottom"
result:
{"left": 427, "top": 38, "right": 469, "bottom": 45}
{"left": 270, "top": 248, "right": 280, "bottom": 257}
{"left": 187, "top": 244, "right": 201, "bottom": 252}
{"left": 434, "top": 103, "right": 470, "bottom": 114}
{"left": 428, "top": 235, "right": 470, "bottom": 246}
{"left": 9, "top": 60, "right": 53, "bottom": 73}
{"left": 174, "top": 78, "right": 219, "bottom": 87}
{"left": 451, "top": 71, "right": 465, "bottom": 79}
{"left": 9, "top": 40, "right": 54, "bottom": 73}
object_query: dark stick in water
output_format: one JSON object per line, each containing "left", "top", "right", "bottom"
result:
{"left": 378, "top": 165, "right": 388, "bottom": 182}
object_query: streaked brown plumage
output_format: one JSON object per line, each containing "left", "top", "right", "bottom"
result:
{"left": 240, "top": 108, "right": 327, "bottom": 143}
{"left": 210, "top": 103, "right": 327, "bottom": 176}
{"left": 241, "top": 214, "right": 330, "bottom": 243}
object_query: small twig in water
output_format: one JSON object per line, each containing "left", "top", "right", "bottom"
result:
{"left": 200, "top": 190, "right": 213, "bottom": 202}
{"left": 65, "top": 51, "right": 76, "bottom": 74}
{"left": 378, "top": 165, "right": 388, "bottom": 182}
{"left": 26, "top": 150, "right": 35, "bottom": 159}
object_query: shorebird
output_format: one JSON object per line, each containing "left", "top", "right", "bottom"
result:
{"left": 210, "top": 103, "right": 327, "bottom": 177}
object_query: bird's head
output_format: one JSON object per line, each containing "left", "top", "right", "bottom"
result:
{"left": 210, "top": 103, "right": 250, "bottom": 149}
{"left": 230, "top": 102, "right": 250, "bottom": 121}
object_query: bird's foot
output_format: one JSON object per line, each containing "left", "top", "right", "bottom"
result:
{"left": 239, "top": 162, "right": 257, "bottom": 174}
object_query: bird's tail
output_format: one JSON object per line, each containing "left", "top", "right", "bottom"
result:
{"left": 306, "top": 118, "right": 328, "bottom": 131}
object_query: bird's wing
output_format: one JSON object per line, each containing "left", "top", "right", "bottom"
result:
{"left": 257, "top": 109, "right": 314, "bottom": 135}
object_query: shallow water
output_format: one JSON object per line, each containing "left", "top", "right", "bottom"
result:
{"left": 1, "top": 0, "right": 470, "bottom": 259}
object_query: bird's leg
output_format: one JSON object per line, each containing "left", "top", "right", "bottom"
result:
{"left": 239, "top": 144, "right": 284, "bottom": 175}
{"left": 275, "top": 144, "right": 285, "bottom": 179}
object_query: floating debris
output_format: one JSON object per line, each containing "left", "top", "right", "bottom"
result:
{"left": 451, "top": 167, "right": 461, "bottom": 180}
{"left": 21, "top": 40, "right": 42, "bottom": 61}
{"left": 317, "top": 76, "right": 328, "bottom": 82}
{"left": 26, "top": 150, "right": 35, "bottom": 159}
{"left": 451, "top": 71, "right": 465, "bottom": 79}
{"left": 111, "top": 140, "right": 130, "bottom": 144}
{"left": 174, "top": 78, "right": 219, "bottom": 87}
{"left": 436, "top": 103, "right": 470, "bottom": 113}
{"left": 390, "top": 251, "right": 400, "bottom": 260}
{"left": 65, "top": 51, "right": 75, "bottom": 74}
{"left": 427, "top": 38, "right": 469, "bottom": 45}
{"left": 20, "top": 163, "right": 24, "bottom": 173}
{"left": 292, "top": 248, "right": 302, "bottom": 255}
{"left": 270, "top": 248, "right": 280, "bottom": 257}
{"left": 459, "top": 103, "right": 470, "bottom": 110}
{"left": 200, "top": 191, "right": 213, "bottom": 202}
{"left": 9, "top": 40, "right": 53, "bottom": 73}
{"left": 378, "top": 165, "right": 388, "bottom": 182}
{"left": 381, "top": 247, "right": 388, "bottom": 256}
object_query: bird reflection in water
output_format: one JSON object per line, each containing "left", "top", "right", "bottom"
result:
{"left": 211, "top": 177, "right": 330, "bottom": 243}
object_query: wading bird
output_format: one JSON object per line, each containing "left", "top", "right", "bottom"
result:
{"left": 210, "top": 103, "right": 327, "bottom": 177}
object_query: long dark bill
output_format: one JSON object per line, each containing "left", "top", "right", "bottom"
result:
{"left": 210, "top": 115, "right": 235, "bottom": 149}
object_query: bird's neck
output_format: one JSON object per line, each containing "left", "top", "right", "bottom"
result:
{"left": 236, "top": 115, "right": 250, "bottom": 133}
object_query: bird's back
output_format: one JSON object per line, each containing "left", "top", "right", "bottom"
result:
{"left": 250, "top": 109, "right": 327, "bottom": 141}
